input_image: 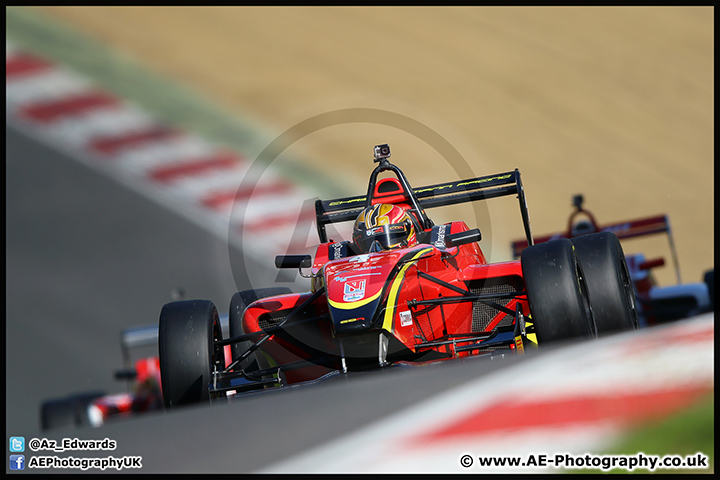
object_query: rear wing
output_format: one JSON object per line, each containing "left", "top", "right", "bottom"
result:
{"left": 511, "top": 214, "right": 681, "bottom": 283}
{"left": 315, "top": 169, "right": 534, "bottom": 247}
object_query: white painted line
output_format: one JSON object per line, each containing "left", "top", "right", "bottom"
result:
{"left": 6, "top": 68, "right": 94, "bottom": 110}
{"left": 5, "top": 40, "right": 314, "bottom": 257}
{"left": 41, "top": 107, "right": 158, "bottom": 149}
{"left": 119, "top": 137, "right": 225, "bottom": 174}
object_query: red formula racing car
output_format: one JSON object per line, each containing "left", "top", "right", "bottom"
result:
{"left": 39, "top": 309, "right": 244, "bottom": 430}
{"left": 158, "top": 144, "right": 638, "bottom": 408}
{"left": 510, "top": 194, "right": 714, "bottom": 327}
{"left": 40, "top": 324, "right": 164, "bottom": 431}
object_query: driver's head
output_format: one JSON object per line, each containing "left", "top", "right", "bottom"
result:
{"left": 571, "top": 219, "right": 596, "bottom": 237}
{"left": 352, "top": 204, "right": 417, "bottom": 253}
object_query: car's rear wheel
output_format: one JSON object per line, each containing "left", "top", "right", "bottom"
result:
{"left": 704, "top": 269, "right": 714, "bottom": 311}
{"left": 571, "top": 232, "right": 638, "bottom": 335}
{"left": 521, "top": 238, "right": 595, "bottom": 344}
{"left": 159, "top": 300, "right": 223, "bottom": 408}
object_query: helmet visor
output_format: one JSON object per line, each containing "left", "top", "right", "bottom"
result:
{"left": 355, "top": 223, "right": 411, "bottom": 253}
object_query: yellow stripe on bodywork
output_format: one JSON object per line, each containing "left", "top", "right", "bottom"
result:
{"left": 328, "top": 290, "right": 383, "bottom": 310}
{"left": 382, "top": 247, "right": 434, "bottom": 332}
{"left": 524, "top": 318, "right": 538, "bottom": 345}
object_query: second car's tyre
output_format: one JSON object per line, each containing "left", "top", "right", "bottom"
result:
{"left": 521, "top": 238, "right": 595, "bottom": 344}
{"left": 228, "top": 288, "right": 293, "bottom": 363}
{"left": 158, "top": 300, "right": 223, "bottom": 408}
{"left": 571, "top": 232, "right": 639, "bottom": 336}
{"left": 703, "top": 269, "right": 714, "bottom": 311}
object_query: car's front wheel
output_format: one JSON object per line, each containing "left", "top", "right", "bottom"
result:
{"left": 158, "top": 300, "right": 223, "bottom": 408}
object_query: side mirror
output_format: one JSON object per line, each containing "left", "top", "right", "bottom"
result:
{"left": 443, "top": 228, "right": 482, "bottom": 248}
{"left": 275, "top": 255, "right": 312, "bottom": 269}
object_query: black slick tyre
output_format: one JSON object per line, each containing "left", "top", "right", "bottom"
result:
{"left": 521, "top": 238, "right": 595, "bottom": 344}
{"left": 704, "top": 269, "right": 714, "bottom": 311}
{"left": 158, "top": 300, "right": 222, "bottom": 408}
{"left": 571, "top": 232, "right": 638, "bottom": 336}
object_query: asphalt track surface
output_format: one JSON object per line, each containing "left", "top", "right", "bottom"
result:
{"left": 5, "top": 124, "right": 239, "bottom": 423}
{"left": 6, "top": 123, "right": 531, "bottom": 473}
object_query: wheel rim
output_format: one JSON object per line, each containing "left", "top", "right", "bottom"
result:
{"left": 211, "top": 318, "right": 223, "bottom": 373}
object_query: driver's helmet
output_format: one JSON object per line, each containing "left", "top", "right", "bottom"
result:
{"left": 352, "top": 204, "right": 417, "bottom": 253}
{"left": 571, "top": 219, "right": 596, "bottom": 237}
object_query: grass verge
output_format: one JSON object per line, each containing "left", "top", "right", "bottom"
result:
{"left": 565, "top": 391, "right": 714, "bottom": 474}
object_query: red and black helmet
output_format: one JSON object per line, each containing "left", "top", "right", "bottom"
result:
{"left": 352, "top": 204, "right": 418, "bottom": 253}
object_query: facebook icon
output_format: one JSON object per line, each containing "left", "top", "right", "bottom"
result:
{"left": 9, "top": 455, "right": 25, "bottom": 470}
